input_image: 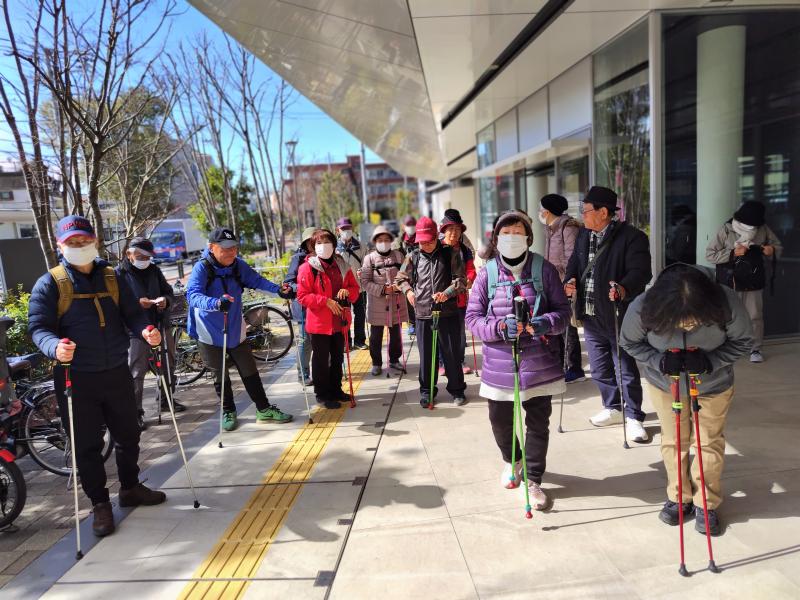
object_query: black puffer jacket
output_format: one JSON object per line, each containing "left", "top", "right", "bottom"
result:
{"left": 115, "top": 258, "right": 175, "bottom": 332}
{"left": 28, "top": 258, "right": 150, "bottom": 372}
{"left": 395, "top": 242, "right": 465, "bottom": 319}
{"left": 564, "top": 221, "right": 652, "bottom": 333}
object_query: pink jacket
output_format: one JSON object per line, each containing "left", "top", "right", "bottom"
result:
{"left": 544, "top": 214, "right": 581, "bottom": 281}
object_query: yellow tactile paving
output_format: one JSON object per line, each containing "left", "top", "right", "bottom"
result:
{"left": 178, "top": 347, "right": 375, "bottom": 600}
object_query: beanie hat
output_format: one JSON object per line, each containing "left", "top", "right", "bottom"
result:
{"left": 584, "top": 186, "right": 618, "bottom": 212}
{"left": 439, "top": 210, "right": 466, "bottom": 233}
{"left": 415, "top": 216, "right": 437, "bottom": 243}
{"left": 733, "top": 201, "right": 765, "bottom": 227}
{"left": 403, "top": 215, "right": 417, "bottom": 226}
{"left": 540, "top": 194, "right": 568, "bottom": 217}
{"left": 336, "top": 217, "right": 353, "bottom": 229}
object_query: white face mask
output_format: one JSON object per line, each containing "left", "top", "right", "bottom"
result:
{"left": 62, "top": 244, "right": 97, "bottom": 267}
{"left": 496, "top": 233, "right": 529, "bottom": 259}
{"left": 376, "top": 241, "right": 391, "bottom": 253}
{"left": 132, "top": 258, "right": 151, "bottom": 270}
{"left": 538, "top": 210, "right": 549, "bottom": 225}
{"left": 315, "top": 243, "right": 334, "bottom": 259}
{"left": 340, "top": 230, "right": 353, "bottom": 241}
{"left": 404, "top": 225, "right": 416, "bottom": 236}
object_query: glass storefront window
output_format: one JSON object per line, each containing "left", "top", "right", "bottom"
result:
{"left": 478, "top": 173, "right": 515, "bottom": 246}
{"left": 558, "top": 152, "right": 590, "bottom": 219}
{"left": 663, "top": 10, "right": 800, "bottom": 337}
{"left": 593, "top": 21, "right": 650, "bottom": 234}
{"left": 477, "top": 125, "right": 496, "bottom": 170}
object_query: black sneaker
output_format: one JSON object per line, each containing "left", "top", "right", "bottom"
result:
{"left": 317, "top": 398, "right": 341, "bottom": 410}
{"left": 334, "top": 388, "right": 351, "bottom": 402}
{"left": 353, "top": 342, "right": 368, "bottom": 350}
{"left": 161, "top": 398, "right": 187, "bottom": 413}
{"left": 695, "top": 506, "right": 722, "bottom": 536}
{"left": 658, "top": 500, "right": 694, "bottom": 526}
{"left": 420, "top": 397, "right": 435, "bottom": 408}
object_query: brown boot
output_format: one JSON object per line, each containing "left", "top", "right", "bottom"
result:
{"left": 119, "top": 483, "right": 167, "bottom": 507}
{"left": 92, "top": 501, "right": 115, "bottom": 537}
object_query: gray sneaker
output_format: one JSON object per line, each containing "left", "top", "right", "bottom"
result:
{"left": 527, "top": 481, "right": 553, "bottom": 511}
{"left": 452, "top": 395, "right": 466, "bottom": 406}
{"left": 750, "top": 350, "right": 764, "bottom": 363}
{"left": 371, "top": 365, "right": 381, "bottom": 376}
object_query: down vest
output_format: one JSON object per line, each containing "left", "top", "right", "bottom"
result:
{"left": 297, "top": 255, "right": 360, "bottom": 335}
{"left": 465, "top": 253, "right": 570, "bottom": 392}
{"left": 360, "top": 250, "right": 408, "bottom": 326}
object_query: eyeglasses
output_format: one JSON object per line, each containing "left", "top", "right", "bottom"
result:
{"left": 581, "top": 207, "right": 597, "bottom": 215}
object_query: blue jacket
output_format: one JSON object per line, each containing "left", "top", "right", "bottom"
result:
{"left": 28, "top": 258, "right": 150, "bottom": 372}
{"left": 186, "top": 250, "right": 280, "bottom": 347}
{"left": 282, "top": 246, "right": 308, "bottom": 323}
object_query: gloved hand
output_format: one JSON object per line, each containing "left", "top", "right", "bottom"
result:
{"left": 218, "top": 294, "right": 234, "bottom": 313}
{"left": 277, "top": 283, "right": 294, "bottom": 300}
{"left": 531, "top": 317, "right": 550, "bottom": 335}
{"left": 684, "top": 347, "right": 712, "bottom": 375}
{"left": 659, "top": 349, "right": 684, "bottom": 377}
{"left": 500, "top": 315, "right": 518, "bottom": 341}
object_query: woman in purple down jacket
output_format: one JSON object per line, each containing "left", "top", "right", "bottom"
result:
{"left": 466, "top": 210, "right": 570, "bottom": 511}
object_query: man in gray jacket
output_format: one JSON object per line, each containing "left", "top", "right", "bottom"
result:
{"left": 705, "top": 200, "right": 782, "bottom": 363}
{"left": 539, "top": 194, "right": 584, "bottom": 382}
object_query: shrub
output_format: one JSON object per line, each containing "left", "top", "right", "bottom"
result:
{"left": 1, "top": 285, "right": 38, "bottom": 356}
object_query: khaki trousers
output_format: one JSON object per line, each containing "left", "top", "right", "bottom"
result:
{"left": 647, "top": 382, "right": 734, "bottom": 509}
{"left": 736, "top": 289, "right": 763, "bottom": 351}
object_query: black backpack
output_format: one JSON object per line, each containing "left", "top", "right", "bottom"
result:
{"left": 715, "top": 246, "right": 774, "bottom": 292}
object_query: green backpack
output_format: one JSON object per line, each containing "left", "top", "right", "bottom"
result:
{"left": 485, "top": 253, "right": 545, "bottom": 318}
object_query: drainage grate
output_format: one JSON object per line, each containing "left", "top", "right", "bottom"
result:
{"left": 374, "top": 421, "right": 385, "bottom": 428}
{"left": 315, "top": 571, "right": 336, "bottom": 587}
{"left": 352, "top": 476, "right": 367, "bottom": 486}
{"left": 337, "top": 518, "right": 353, "bottom": 526}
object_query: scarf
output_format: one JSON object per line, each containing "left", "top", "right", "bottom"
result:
{"left": 731, "top": 219, "right": 757, "bottom": 245}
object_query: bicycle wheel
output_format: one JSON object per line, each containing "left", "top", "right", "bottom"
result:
{"left": 24, "top": 390, "right": 113, "bottom": 477}
{"left": 173, "top": 326, "right": 207, "bottom": 385}
{"left": 244, "top": 305, "right": 294, "bottom": 362}
{"left": 0, "top": 457, "right": 26, "bottom": 529}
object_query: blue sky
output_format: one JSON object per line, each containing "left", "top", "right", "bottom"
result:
{"left": 0, "top": 0, "right": 381, "bottom": 172}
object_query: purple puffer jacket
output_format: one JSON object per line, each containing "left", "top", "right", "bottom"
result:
{"left": 466, "top": 253, "right": 570, "bottom": 393}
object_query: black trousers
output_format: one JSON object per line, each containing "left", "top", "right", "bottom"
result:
{"left": 312, "top": 331, "right": 345, "bottom": 402}
{"left": 417, "top": 315, "right": 466, "bottom": 400}
{"left": 349, "top": 291, "right": 367, "bottom": 346}
{"left": 198, "top": 341, "right": 270, "bottom": 413}
{"left": 558, "top": 325, "right": 583, "bottom": 373}
{"left": 488, "top": 396, "right": 552, "bottom": 484}
{"left": 369, "top": 323, "right": 402, "bottom": 366}
{"left": 54, "top": 364, "right": 141, "bottom": 505}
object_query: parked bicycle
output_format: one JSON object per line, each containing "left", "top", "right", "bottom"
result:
{"left": 170, "top": 296, "right": 294, "bottom": 386}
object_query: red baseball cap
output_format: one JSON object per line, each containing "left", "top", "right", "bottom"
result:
{"left": 415, "top": 216, "right": 437, "bottom": 243}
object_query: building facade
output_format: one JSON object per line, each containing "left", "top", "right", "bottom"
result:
{"left": 190, "top": 0, "right": 800, "bottom": 340}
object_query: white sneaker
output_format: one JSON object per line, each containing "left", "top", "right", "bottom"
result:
{"left": 589, "top": 408, "right": 624, "bottom": 427}
{"left": 750, "top": 350, "right": 764, "bottom": 363}
{"left": 501, "top": 462, "right": 523, "bottom": 489}
{"left": 626, "top": 417, "right": 649, "bottom": 443}
{"left": 527, "top": 481, "right": 553, "bottom": 511}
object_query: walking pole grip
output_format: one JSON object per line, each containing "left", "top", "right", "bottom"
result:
{"left": 60, "top": 338, "right": 83, "bottom": 560}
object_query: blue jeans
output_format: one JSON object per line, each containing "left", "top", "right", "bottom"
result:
{"left": 582, "top": 317, "right": 644, "bottom": 421}
{"left": 295, "top": 318, "right": 312, "bottom": 380}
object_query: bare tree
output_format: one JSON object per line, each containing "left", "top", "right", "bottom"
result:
{"left": 0, "top": 1, "right": 59, "bottom": 266}
{"left": 12, "top": 0, "right": 181, "bottom": 254}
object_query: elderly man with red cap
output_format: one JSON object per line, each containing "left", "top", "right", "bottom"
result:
{"left": 395, "top": 216, "right": 467, "bottom": 407}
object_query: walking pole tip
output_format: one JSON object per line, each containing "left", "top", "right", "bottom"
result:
{"left": 709, "top": 560, "right": 720, "bottom": 573}
{"left": 557, "top": 425, "right": 564, "bottom": 433}
{"left": 679, "top": 564, "right": 689, "bottom": 577}
{"left": 193, "top": 500, "right": 201, "bottom": 509}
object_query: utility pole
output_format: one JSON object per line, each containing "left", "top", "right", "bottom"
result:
{"left": 360, "top": 142, "right": 369, "bottom": 225}
{"left": 285, "top": 140, "right": 303, "bottom": 229}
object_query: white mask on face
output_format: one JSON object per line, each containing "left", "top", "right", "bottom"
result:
{"left": 132, "top": 258, "right": 151, "bottom": 270}
{"left": 62, "top": 244, "right": 97, "bottom": 267}
{"left": 538, "top": 210, "right": 548, "bottom": 225}
{"left": 376, "top": 241, "right": 391, "bottom": 254}
{"left": 340, "top": 230, "right": 353, "bottom": 241}
{"left": 315, "top": 243, "right": 334, "bottom": 259}
{"left": 404, "top": 225, "right": 416, "bottom": 236}
{"left": 496, "top": 234, "right": 529, "bottom": 259}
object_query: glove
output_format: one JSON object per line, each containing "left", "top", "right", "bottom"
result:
{"left": 277, "top": 284, "right": 294, "bottom": 300}
{"left": 500, "top": 315, "right": 518, "bottom": 341}
{"left": 218, "top": 294, "right": 234, "bottom": 313}
{"left": 531, "top": 317, "right": 550, "bottom": 335}
{"left": 684, "top": 348, "right": 712, "bottom": 375}
{"left": 659, "top": 349, "right": 684, "bottom": 377}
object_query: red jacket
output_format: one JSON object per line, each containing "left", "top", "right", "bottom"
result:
{"left": 297, "top": 255, "right": 360, "bottom": 335}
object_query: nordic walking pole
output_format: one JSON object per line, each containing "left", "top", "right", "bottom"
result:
{"left": 512, "top": 296, "right": 533, "bottom": 518}
{"left": 60, "top": 339, "right": 83, "bottom": 560}
{"left": 147, "top": 327, "right": 200, "bottom": 509}
{"left": 339, "top": 298, "right": 356, "bottom": 408}
{"left": 296, "top": 315, "right": 313, "bottom": 424}
{"left": 611, "top": 283, "right": 630, "bottom": 449}
{"left": 684, "top": 340, "right": 720, "bottom": 574}
{"left": 668, "top": 362, "right": 689, "bottom": 577}
{"left": 470, "top": 331, "right": 480, "bottom": 377}
{"left": 386, "top": 277, "right": 393, "bottom": 378}
{"left": 217, "top": 294, "right": 233, "bottom": 449}
{"left": 557, "top": 330, "right": 568, "bottom": 433}
{"left": 428, "top": 305, "right": 441, "bottom": 410}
